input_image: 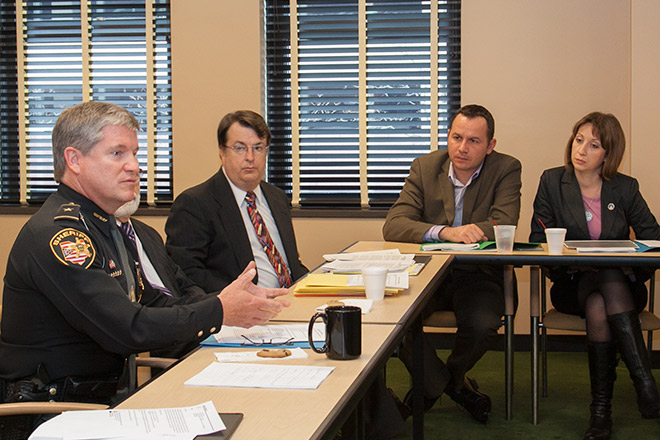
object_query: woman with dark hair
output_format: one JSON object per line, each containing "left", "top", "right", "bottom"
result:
{"left": 530, "top": 112, "right": 660, "bottom": 440}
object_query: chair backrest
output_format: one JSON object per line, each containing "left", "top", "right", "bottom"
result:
{"left": 0, "top": 401, "right": 108, "bottom": 416}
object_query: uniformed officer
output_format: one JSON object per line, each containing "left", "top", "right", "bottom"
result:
{"left": 0, "top": 102, "right": 290, "bottom": 435}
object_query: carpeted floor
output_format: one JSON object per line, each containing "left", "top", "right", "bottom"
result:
{"left": 386, "top": 350, "right": 660, "bottom": 439}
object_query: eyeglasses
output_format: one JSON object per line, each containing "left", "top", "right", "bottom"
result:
{"left": 225, "top": 143, "right": 269, "bottom": 156}
{"left": 240, "top": 335, "right": 294, "bottom": 347}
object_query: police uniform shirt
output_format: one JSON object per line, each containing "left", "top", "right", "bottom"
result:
{"left": 0, "top": 184, "right": 223, "bottom": 382}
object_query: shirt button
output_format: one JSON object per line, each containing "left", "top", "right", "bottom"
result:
{"left": 210, "top": 327, "right": 217, "bottom": 333}
{"left": 197, "top": 330, "right": 203, "bottom": 337}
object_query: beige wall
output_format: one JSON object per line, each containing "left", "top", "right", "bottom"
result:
{"left": 463, "top": 0, "right": 632, "bottom": 246}
{"left": 170, "top": 0, "right": 264, "bottom": 192}
{"left": 3, "top": 1, "right": 660, "bottom": 343}
{"left": 463, "top": 0, "right": 630, "bottom": 336}
{"left": 631, "top": 0, "right": 660, "bottom": 216}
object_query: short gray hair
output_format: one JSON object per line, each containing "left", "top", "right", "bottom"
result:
{"left": 52, "top": 101, "right": 140, "bottom": 182}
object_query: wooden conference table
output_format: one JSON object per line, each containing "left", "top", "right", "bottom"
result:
{"left": 117, "top": 324, "right": 398, "bottom": 440}
{"left": 342, "top": 241, "right": 518, "bottom": 423}
{"left": 272, "top": 253, "right": 453, "bottom": 439}
{"left": 273, "top": 253, "right": 453, "bottom": 326}
{"left": 345, "top": 240, "right": 660, "bottom": 425}
{"left": 119, "top": 241, "right": 660, "bottom": 438}
{"left": 118, "top": 253, "right": 454, "bottom": 440}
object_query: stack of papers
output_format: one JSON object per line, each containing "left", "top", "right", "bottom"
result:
{"left": 185, "top": 362, "right": 334, "bottom": 390}
{"left": 321, "top": 249, "right": 416, "bottom": 273}
{"left": 29, "top": 401, "right": 224, "bottom": 440}
{"left": 315, "top": 298, "right": 374, "bottom": 314}
{"left": 421, "top": 242, "right": 482, "bottom": 251}
{"left": 635, "top": 240, "right": 660, "bottom": 252}
{"left": 564, "top": 240, "right": 638, "bottom": 253}
{"left": 421, "top": 241, "right": 543, "bottom": 251}
{"left": 294, "top": 272, "right": 408, "bottom": 297}
{"left": 202, "top": 324, "right": 324, "bottom": 348}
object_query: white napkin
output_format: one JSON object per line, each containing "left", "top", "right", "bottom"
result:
{"left": 315, "top": 298, "right": 373, "bottom": 314}
{"left": 214, "top": 347, "right": 308, "bottom": 363}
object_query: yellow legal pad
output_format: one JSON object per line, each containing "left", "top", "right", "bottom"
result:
{"left": 293, "top": 273, "right": 403, "bottom": 297}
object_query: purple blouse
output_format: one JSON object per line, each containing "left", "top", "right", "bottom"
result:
{"left": 582, "top": 194, "right": 601, "bottom": 240}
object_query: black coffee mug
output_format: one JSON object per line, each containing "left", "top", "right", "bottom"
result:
{"left": 308, "top": 305, "right": 361, "bottom": 360}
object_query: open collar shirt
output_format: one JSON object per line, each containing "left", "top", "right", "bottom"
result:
{"left": 423, "top": 160, "right": 485, "bottom": 242}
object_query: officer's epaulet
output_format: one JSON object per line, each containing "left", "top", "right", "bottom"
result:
{"left": 54, "top": 203, "right": 81, "bottom": 222}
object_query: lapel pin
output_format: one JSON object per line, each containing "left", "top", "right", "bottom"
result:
{"left": 607, "top": 203, "right": 615, "bottom": 211}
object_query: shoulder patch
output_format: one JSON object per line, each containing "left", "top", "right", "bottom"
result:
{"left": 54, "top": 203, "right": 81, "bottom": 222}
{"left": 50, "top": 228, "right": 96, "bottom": 268}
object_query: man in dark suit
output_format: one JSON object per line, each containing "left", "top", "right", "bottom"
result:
{"left": 165, "top": 111, "right": 405, "bottom": 439}
{"left": 115, "top": 191, "right": 205, "bottom": 300}
{"left": 165, "top": 110, "right": 307, "bottom": 292}
{"left": 383, "top": 104, "right": 522, "bottom": 424}
{"left": 0, "top": 102, "right": 290, "bottom": 438}
{"left": 115, "top": 191, "right": 209, "bottom": 358}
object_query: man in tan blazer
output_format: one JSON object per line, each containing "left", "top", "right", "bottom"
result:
{"left": 383, "top": 104, "right": 522, "bottom": 424}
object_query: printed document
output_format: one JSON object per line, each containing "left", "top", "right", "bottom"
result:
{"left": 214, "top": 347, "right": 308, "bottom": 363}
{"left": 185, "top": 362, "right": 334, "bottom": 390}
{"left": 29, "top": 401, "right": 224, "bottom": 440}
{"left": 322, "top": 249, "right": 409, "bottom": 261}
{"left": 321, "top": 249, "right": 416, "bottom": 273}
{"left": 211, "top": 324, "right": 324, "bottom": 346}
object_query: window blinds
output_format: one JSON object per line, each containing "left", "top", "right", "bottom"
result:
{"left": 0, "top": 0, "right": 172, "bottom": 205}
{"left": 265, "top": 0, "right": 461, "bottom": 208}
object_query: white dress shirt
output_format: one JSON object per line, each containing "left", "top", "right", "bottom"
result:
{"left": 223, "top": 168, "right": 290, "bottom": 288}
{"left": 116, "top": 219, "right": 169, "bottom": 292}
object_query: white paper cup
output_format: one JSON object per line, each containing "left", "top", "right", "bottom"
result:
{"left": 545, "top": 228, "right": 567, "bottom": 255}
{"left": 494, "top": 225, "right": 516, "bottom": 253}
{"left": 361, "top": 267, "right": 387, "bottom": 301}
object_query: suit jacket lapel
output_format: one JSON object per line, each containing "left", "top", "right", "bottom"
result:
{"left": 131, "top": 220, "right": 177, "bottom": 294}
{"left": 213, "top": 171, "right": 257, "bottom": 272}
{"left": 562, "top": 169, "right": 590, "bottom": 238}
{"left": 438, "top": 159, "right": 455, "bottom": 224}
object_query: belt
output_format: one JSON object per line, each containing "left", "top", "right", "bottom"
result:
{"left": 3, "top": 376, "right": 119, "bottom": 405}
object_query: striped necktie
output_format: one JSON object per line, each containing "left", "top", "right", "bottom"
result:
{"left": 245, "top": 191, "right": 292, "bottom": 288}
{"left": 120, "top": 221, "right": 172, "bottom": 296}
{"left": 110, "top": 222, "right": 137, "bottom": 392}
{"left": 110, "top": 223, "right": 136, "bottom": 301}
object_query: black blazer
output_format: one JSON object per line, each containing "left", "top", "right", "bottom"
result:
{"left": 130, "top": 218, "right": 208, "bottom": 299}
{"left": 165, "top": 170, "right": 308, "bottom": 292}
{"left": 529, "top": 166, "right": 660, "bottom": 243}
{"left": 130, "top": 218, "right": 210, "bottom": 357}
